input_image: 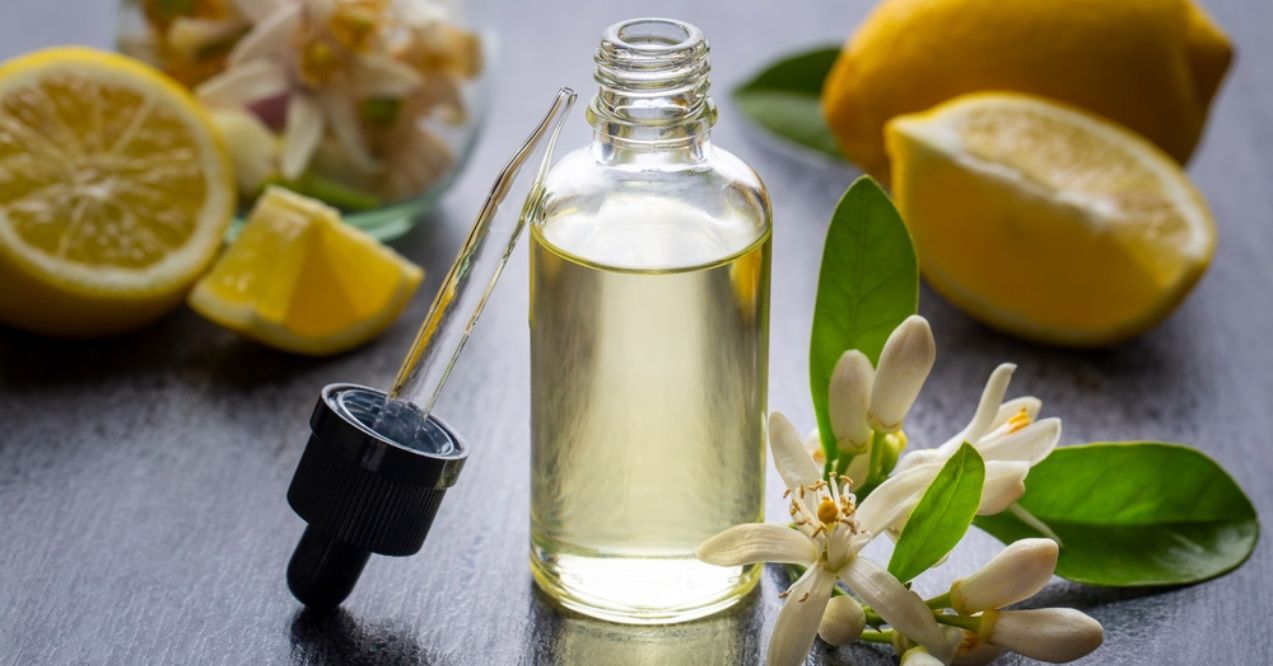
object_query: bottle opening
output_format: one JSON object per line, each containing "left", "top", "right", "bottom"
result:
{"left": 591, "top": 17, "right": 714, "bottom": 138}
{"left": 607, "top": 18, "right": 702, "bottom": 53}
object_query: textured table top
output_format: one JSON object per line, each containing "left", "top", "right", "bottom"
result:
{"left": 2, "top": 1, "right": 1270, "bottom": 664}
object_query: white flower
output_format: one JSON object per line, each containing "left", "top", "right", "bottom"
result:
{"left": 697, "top": 413, "right": 948, "bottom": 666}
{"left": 899, "top": 362, "right": 1060, "bottom": 472}
{"left": 868, "top": 315, "right": 936, "bottom": 433}
{"left": 983, "top": 608, "right": 1104, "bottom": 662}
{"left": 818, "top": 595, "right": 866, "bottom": 646}
{"left": 874, "top": 362, "right": 1063, "bottom": 535}
{"left": 950, "top": 538, "right": 1058, "bottom": 614}
{"left": 194, "top": 0, "right": 472, "bottom": 196}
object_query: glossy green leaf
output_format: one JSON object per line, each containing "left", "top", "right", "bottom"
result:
{"left": 889, "top": 443, "right": 985, "bottom": 582}
{"left": 975, "top": 442, "right": 1259, "bottom": 587}
{"left": 733, "top": 46, "right": 843, "bottom": 159}
{"left": 809, "top": 177, "right": 919, "bottom": 462}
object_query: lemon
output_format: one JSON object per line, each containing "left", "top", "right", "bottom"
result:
{"left": 189, "top": 187, "right": 423, "bottom": 355}
{"left": 823, "top": 0, "right": 1233, "bottom": 182}
{"left": 0, "top": 47, "right": 234, "bottom": 335}
{"left": 885, "top": 93, "right": 1215, "bottom": 346}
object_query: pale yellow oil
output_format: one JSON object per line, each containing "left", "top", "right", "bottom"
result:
{"left": 529, "top": 207, "right": 770, "bottom": 624}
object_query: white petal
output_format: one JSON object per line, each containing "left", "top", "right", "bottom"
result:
{"left": 318, "top": 92, "right": 380, "bottom": 172}
{"left": 977, "top": 418, "right": 1061, "bottom": 466}
{"left": 839, "top": 557, "right": 947, "bottom": 658}
{"left": 802, "top": 428, "right": 828, "bottom": 467}
{"left": 818, "top": 594, "right": 866, "bottom": 646}
{"left": 167, "top": 18, "right": 246, "bottom": 57}
{"left": 946, "top": 626, "right": 1004, "bottom": 666}
{"left": 228, "top": 2, "right": 300, "bottom": 66}
{"left": 768, "top": 566, "right": 836, "bottom": 666}
{"left": 695, "top": 523, "right": 815, "bottom": 567}
{"left": 770, "top": 412, "right": 821, "bottom": 490}
{"left": 855, "top": 463, "right": 939, "bottom": 537}
{"left": 280, "top": 94, "right": 324, "bottom": 179}
{"left": 950, "top": 538, "right": 1058, "bottom": 613}
{"left": 355, "top": 54, "right": 425, "bottom": 98}
{"left": 900, "top": 647, "right": 945, "bottom": 666}
{"left": 231, "top": 0, "right": 283, "bottom": 22}
{"left": 892, "top": 446, "right": 945, "bottom": 474}
{"left": 844, "top": 448, "right": 871, "bottom": 489}
{"left": 990, "top": 396, "right": 1042, "bottom": 430}
{"left": 977, "top": 461, "right": 1029, "bottom": 515}
{"left": 940, "top": 364, "right": 1017, "bottom": 453}
{"left": 868, "top": 316, "right": 936, "bottom": 432}
{"left": 988, "top": 608, "right": 1104, "bottom": 662}
{"left": 829, "top": 350, "right": 874, "bottom": 451}
{"left": 197, "top": 59, "right": 289, "bottom": 108}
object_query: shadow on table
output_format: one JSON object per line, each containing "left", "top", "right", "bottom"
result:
{"left": 521, "top": 584, "right": 764, "bottom": 666}
{"left": 289, "top": 607, "right": 431, "bottom": 666}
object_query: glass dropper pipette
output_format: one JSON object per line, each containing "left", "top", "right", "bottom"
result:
{"left": 380, "top": 88, "right": 576, "bottom": 424}
{"left": 283, "top": 88, "right": 576, "bottom": 610}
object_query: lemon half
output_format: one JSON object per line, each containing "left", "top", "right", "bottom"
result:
{"left": 0, "top": 47, "right": 234, "bottom": 336}
{"left": 189, "top": 187, "right": 423, "bottom": 355}
{"left": 886, "top": 92, "right": 1216, "bottom": 346}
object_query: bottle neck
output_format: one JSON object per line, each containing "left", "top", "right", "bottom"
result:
{"left": 587, "top": 18, "right": 716, "bottom": 164}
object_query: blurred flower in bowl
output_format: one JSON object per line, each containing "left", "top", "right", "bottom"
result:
{"left": 118, "top": 0, "right": 489, "bottom": 240}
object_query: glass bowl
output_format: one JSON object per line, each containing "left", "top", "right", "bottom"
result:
{"left": 115, "top": 0, "right": 491, "bottom": 240}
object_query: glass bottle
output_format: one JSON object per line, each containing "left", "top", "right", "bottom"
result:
{"left": 525, "top": 18, "right": 772, "bottom": 624}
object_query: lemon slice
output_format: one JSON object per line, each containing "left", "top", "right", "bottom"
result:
{"left": 189, "top": 187, "right": 423, "bottom": 355}
{"left": 885, "top": 92, "right": 1215, "bottom": 346}
{"left": 0, "top": 47, "right": 234, "bottom": 335}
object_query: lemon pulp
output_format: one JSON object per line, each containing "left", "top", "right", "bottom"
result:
{"left": 886, "top": 92, "right": 1215, "bottom": 345}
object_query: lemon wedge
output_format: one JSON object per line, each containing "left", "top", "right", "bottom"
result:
{"left": 189, "top": 187, "right": 423, "bottom": 355}
{"left": 885, "top": 92, "right": 1216, "bottom": 346}
{"left": 0, "top": 47, "right": 234, "bottom": 336}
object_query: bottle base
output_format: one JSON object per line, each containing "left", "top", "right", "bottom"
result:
{"left": 530, "top": 546, "right": 760, "bottom": 625}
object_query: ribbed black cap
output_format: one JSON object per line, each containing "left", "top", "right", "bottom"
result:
{"left": 285, "top": 384, "right": 467, "bottom": 608}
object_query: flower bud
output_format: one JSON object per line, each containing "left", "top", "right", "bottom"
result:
{"left": 950, "top": 538, "right": 1058, "bottom": 613}
{"left": 869, "top": 316, "right": 936, "bottom": 432}
{"left": 829, "top": 349, "right": 874, "bottom": 452}
{"left": 900, "top": 646, "right": 945, "bottom": 666}
{"left": 986, "top": 608, "right": 1104, "bottom": 662}
{"left": 818, "top": 594, "right": 866, "bottom": 646}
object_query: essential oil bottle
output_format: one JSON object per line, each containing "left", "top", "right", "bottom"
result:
{"left": 526, "top": 18, "right": 772, "bottom": 624}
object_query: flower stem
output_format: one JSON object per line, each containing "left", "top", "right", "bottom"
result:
{"left": 935, "top": 613, "right": 981, "bottom": 632}
{"left": 861, "top": 606, "right": 885, "bottom": 627}
{"left": 925, "top": 592, "right": 952, "bottom": 609}
{"left": 859, "top": 629, "right": 895, "bottom": 644}
{"left": 866, "top": 430, "right": 888, "bottom": 486}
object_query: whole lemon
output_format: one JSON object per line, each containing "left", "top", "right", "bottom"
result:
{"left": 822, "top": 0, "right": 1233, "bottom": 183}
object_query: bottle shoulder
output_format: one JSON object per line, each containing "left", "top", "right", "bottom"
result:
{"left": 531, "top": 144, "right": 771, "bottom": 271}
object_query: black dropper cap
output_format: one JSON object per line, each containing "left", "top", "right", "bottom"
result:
{"left": 285, "top": 383, "right": 467, "bottom": 609}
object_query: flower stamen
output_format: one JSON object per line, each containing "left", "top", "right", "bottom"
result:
{"left": 1007, "top": 407, "right": 1031, "bottom": 433}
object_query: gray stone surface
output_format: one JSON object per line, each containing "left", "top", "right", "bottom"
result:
{"left": 1, "top": 1, "right": 1270, "bottom": 664}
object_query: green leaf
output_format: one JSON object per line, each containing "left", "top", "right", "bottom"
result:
{"left": 975, "top": 442, "right": 1260, "bottom": 587}
{"left": 889, "top": 443, "right": 985, "bottom": 583}
{"left": 733, "top": 46, "right": 843, "bottom": 159}
{"left": 810, "top": 177, "right": 919, "bottom": 462}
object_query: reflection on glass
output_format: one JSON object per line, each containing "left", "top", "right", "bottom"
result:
{"left": 525, "top": 584, "right": 763, "bottom": 666}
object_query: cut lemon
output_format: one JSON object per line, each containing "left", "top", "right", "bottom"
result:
{"left": 189, "top": 187, "right": 423, "bottom": 355}
{"left": 0, "top": 47, "right": 234, "bottom": 336}
{"left": 885, "top": 92, "right": 1216, "bottom": 346}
